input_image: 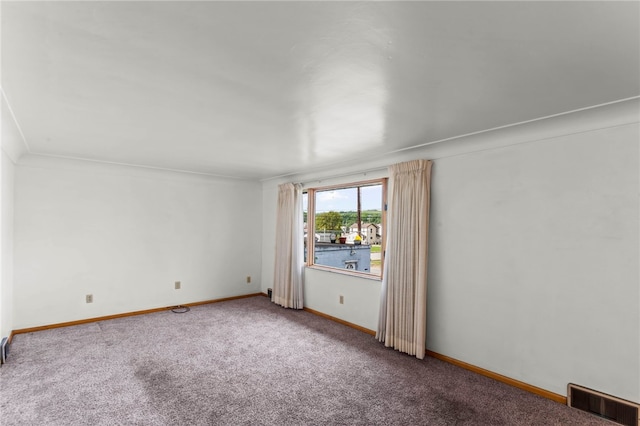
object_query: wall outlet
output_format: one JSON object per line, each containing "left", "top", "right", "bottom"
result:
{"left": 86, "top": 294, "right": 93, "bottom": 303}
{"left": 339, "top": 295, "right": 344, "bottom": 304}
{"left": 175, "top": 281, "right": 181, "bottom": 290}
{"left": 246, "top": 276, "right": 251, "bottom": 284}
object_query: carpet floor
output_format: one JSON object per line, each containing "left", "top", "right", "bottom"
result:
{"left": 0, "top": 295, "right": 611, "bottom": 425}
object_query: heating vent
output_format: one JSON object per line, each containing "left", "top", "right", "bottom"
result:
{"left": 568, "top": 383, "right": 639, "bottom": 426}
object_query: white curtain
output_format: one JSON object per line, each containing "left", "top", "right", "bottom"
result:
{"left": 376, "top": 160, "right": 432, "bottom": 359}
{"left": 272, "top": 183, "right": 304, "bottom": 309}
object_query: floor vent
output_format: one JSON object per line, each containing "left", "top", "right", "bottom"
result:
{"left": 568, "top": 383, "right": 639, "bottom": 426}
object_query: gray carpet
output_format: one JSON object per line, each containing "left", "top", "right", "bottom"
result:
{"left": 0, "top": 296, "right": 610, "bottom": 425}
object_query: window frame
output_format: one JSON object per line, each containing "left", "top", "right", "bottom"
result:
{"left": 305, "top": 178, "right": 387, "bottom": 280}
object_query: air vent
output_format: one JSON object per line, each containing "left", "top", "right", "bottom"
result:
{"left": 568, "top": 383, "right": 639, "bottom": 426}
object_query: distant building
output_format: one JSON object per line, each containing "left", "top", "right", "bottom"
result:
{"left": 307, "top": 243, "right": 371, "bottom": 272}
{"left": 348, "top": 222, "right": 381, "bottom": 245}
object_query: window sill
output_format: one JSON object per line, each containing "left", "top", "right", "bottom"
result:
{"left": 305, "top": 265, "right": 382, "bottom": 281}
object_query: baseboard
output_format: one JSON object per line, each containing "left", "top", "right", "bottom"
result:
{"left": 11, "top": 293, "right": 263, "bottom": 336}
{"left": 302, "top": 307, "right": 377, "bottom": 336}
{"left": 300, "top": 306, "right": 565, "bottom": 405}
{"left": 180, "top": 293, "right": 263, "bottom": 307}
{"left": 426, "top": 350, "right": 567, "bottom": 405}
{"left": 262, "top": 292, "right": 376, "bottom": 337}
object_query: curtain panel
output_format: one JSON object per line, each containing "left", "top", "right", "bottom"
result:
{"left": 377, "top": 160, "right": 432, "bottom": 359}
{"left": 272, "top": 183, "right": 304, "bottom": 309}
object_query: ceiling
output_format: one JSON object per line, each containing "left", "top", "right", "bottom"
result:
{"left": 2, "top": 1, "right": 639, "bottom": 180}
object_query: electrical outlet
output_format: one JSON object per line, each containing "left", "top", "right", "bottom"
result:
{"left": 339, "top": 295, "right": 344, "bottom": 304}
{"left": 246, "top": 276, "right": 251, "bottom": 284}
{"left": 175, "top": 281, "right": 181, "bottom": 290}
{"left": 86, "top": 294, "right": 93, "bottom": 303}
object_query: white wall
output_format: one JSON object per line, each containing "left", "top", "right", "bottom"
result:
{"left": 1, "top": 151, "right": 15, "bottom": 339}
{"left": 429, "top": 121, "right": 638, "bottom": 402}
{"left": 261, "top": 99, "right": 640, "bottom": 402}
{"left": 304, "top": 268, "right": 381, "bottom": 331}
{"left": 14, "top": 156, "right": 262, "bottom": 329}
{"left": 0, "top": 90, "right": 25, "bottom": 339}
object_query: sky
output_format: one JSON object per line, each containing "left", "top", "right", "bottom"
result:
{"left": 303, "top": 184, "right": 382, "bottom": 213}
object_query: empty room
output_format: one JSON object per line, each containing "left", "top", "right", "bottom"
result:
{"left": 1, "top": 1, "right": 638, "bottom": 425}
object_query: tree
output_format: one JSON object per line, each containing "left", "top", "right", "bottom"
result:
{"left": 315, "top": 211, "right": 343, "bottom": 232}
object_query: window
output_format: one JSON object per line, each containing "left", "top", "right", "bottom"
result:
{"left": 305, "top": 179, "right": 386, "bottom": 278}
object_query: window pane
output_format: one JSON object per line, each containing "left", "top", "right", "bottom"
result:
{"left": 302, "top": 192, "right": 308, "bottom": 262}
{"left": 315, "top": 187, "right": 355, "bottom": 240}
{"left": 312, "top": 183, "right": 383, "bottom": 276}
